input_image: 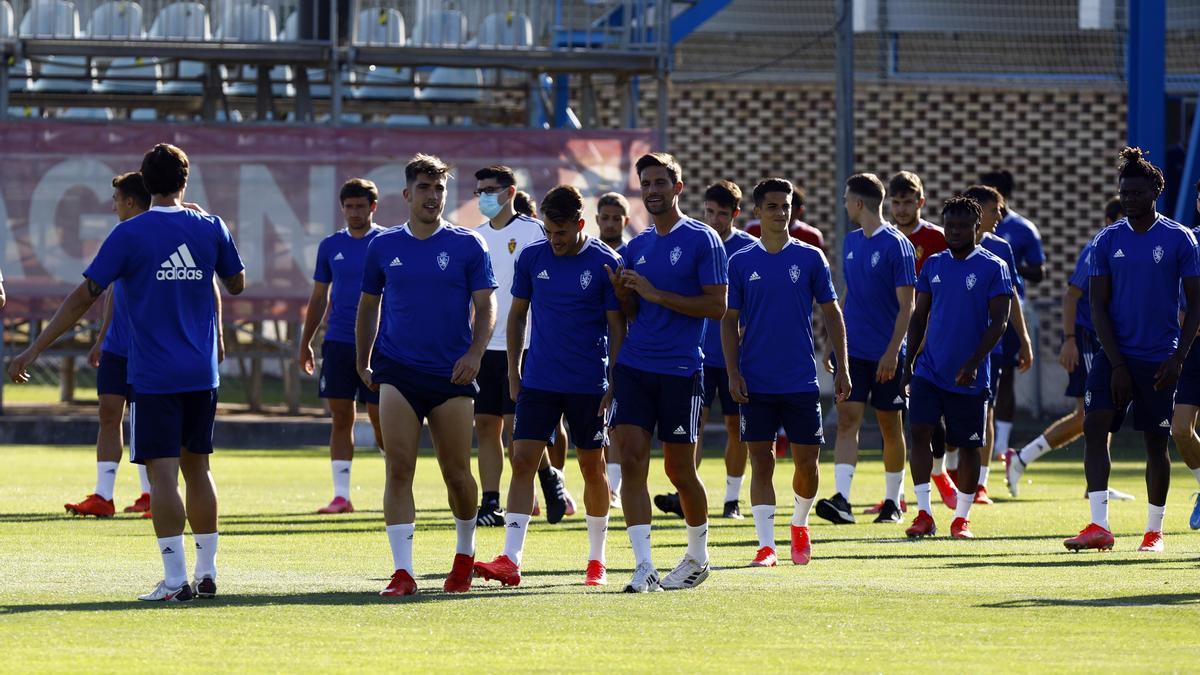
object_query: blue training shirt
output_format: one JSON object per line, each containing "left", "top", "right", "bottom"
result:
{"left": 618, "top": 216, "right": 728, "bottom": 376}
{"left": 702, "top": 229, "right": 758, "bottom": 368}
{"left": 995, "top": 210, "right": 1042, "bottom": 297}
{"left": 313, "top": 226, "right": 386, "bottom": 345}
{"left": 728, "top": 238, "right": 836, "bottom": 394}
{"left": 979, "top": 231, "right": 1019, "bottom": 356}
{"left": 362, "top": 221, "right": 497, "bottom": 378}
{"left": 842, "top": 224, "right": 917, "bottom": 361}
{"left": 84, "top": 206, "right": 245, "bottom": 394}
{"left": 1089, "top": 216, "right": 1200, "bottom": 361}
{"left": 1068, "top": 240, "right": 1096, "bottom": 333}
{"left": 512, "top": 237, "right": 621, "bottom": 394}
{"left": 101, "top": 281, "right": 130, "bottom": 358}
{"left": 914, "top": 247, "right": 1013, "bottom": 395}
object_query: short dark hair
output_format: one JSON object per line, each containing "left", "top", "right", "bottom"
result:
{"left": 513, "top": 190, "right": 536, "bottom": 218}
{"left": 140, "top": 143, "right": 188, "bottom": 195}
{"left": 339, "top": 178, "right": 378, "bottom": 204}
{"left": 888, "top": 171, "right": 924, "bottom": 198}
{"left": 703, "top": 180, "right": 742, "bottom": 211}
{"left": 597, "top": 192, "right": 629, "bottom": 215}
{"left": 1104, "top": 196, "right": 1124, "bottom": 222}
{"left": 635, "top": 152, "right": 682, "bottom": 184}
{"left": 405, "top": 153, "right": 451, "bottom": 185}
{"left": 941, "top": 196, "right": 982, "bottom": 224}
{"left": 474, "top": 165, "right": 516, "bottom": 188}
{"left": 540, "top": 185, "right": 584, "bottom": 225}
{"left": 846, "top": 173, "right": 885, "bottom": 205}
{"left": 112, "top": 172, "right": 151, "bottom": 210}
{"left": 1118, "top": 146, "right": 1165, "bottom": 194}
{"left": 978, "top": 170, "right": 1015, "bottom": 199}
{"left": 962, "top": 184, "right": 1003, "bottom": 208}
{"left": 791, "top": 185, "right": 807, "bottom": 211}
{"left": 752, "top": 178, "right": 795, "bottom": 207}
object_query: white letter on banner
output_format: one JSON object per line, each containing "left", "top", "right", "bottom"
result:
{"left": 238, "top": 164, "right": 335, "bottom": 284}
{"left": 28, "top": 158, "right": 116, "bottom": 283}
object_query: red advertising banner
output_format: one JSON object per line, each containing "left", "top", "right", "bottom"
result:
{"left": 0, "top": 121, "right": 653, "bottom": 320}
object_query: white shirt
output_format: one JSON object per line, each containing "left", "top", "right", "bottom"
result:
{"left": 476, "top": 213, "right": 545, "bottom": 351}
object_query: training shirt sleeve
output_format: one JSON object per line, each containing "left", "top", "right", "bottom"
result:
{"left": 602, "top": 252, "right": 620, "bottom": 311}
{"left": 988, "top": 259, "right": 1014, "bottom": 300}
{"left": 1090, "top": 230, "right": 1112, "bottom": 277}
{"left": 83, "top": 223, "right": 130, "bottom": 289}
{"left": 727, "top": 254, "right": 745, "bottom": 311}
{"left": 813, "top": 250, "right": 837, "bottom": 304}
{"left": 892, "top": 237, "right": 918, "bottom": 287}
{"left": 698, "top": 231, "right": 729, "bottom": 286}
{"left": 915, "top": 258, "right": 933, "bottom": 295}
{"left": 313, "top": 237, "right": 333, "bottom": 283}
{"left": 361, "top": 237, "right": 385, "bottom": 296}
{"left": 213, "top": 216, "right": 246, "bottom": 279}
{"left": 1019, "top": 224, "right": 1047, "bottom": 266}
{"left": 467, "top": 237, "right": 499, "bottom": 293}
{"left": 996, "top": 241, "right": 1020, "bottom": 296}
{"left": 511, "top": 246, "right": 533, "bottom": 300}
{"left": 1068, "top": 245, "right": 1091, "bottom": 291}
{"left": 1179, "top": 229, "right": 1200, "bottom": 278}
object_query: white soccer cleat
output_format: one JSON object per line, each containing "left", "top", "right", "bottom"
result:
{"left": 1108, "top": 487, "right": 1136, "bottom": 501}
{"left": 138, "top": 579, "right": 194, "bottom": 602}
{"left": 622, "top": 562, "right": 663, "bottom": 593}
{"left": 660, "top": 555, "right": 710, "bottom": 590}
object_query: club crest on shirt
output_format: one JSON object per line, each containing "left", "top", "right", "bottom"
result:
{"left": 508, "top": 238, "right": 517, "bottom": 255}
{"left": 580, "top": 269, "right": 593, "bottom": 290}
{"left": 670, "top": 246, "right": 682, "bottom": 266}
{"left": 437, "top": 251, "right": 449, "bottom": 270}
{"left": 1153, "top": 245, "right": 1164, "bottom": 263}
{"left": 965, "top": 272, "right": 977, "bottom": 290}
{"left": 871, "top": 251, "right": 880, "bottom": 268}
{"left": 915, "top": 245, "right": 924, "bottom": 260}
{"left": 789, "top": 264, "right": 801, "bottom": 283}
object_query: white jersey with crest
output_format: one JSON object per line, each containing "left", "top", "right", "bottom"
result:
{"left": 476, "top": 213, "right": 545, "bottom": 351}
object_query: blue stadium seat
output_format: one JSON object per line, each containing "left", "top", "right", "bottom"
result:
{"left": 20, "top": 0, "right": 92, "bottom": 93}
{"left": 410, "top": 9, "right": 465, "bottom": 47}
{"left": 18, "top": 0, "right": 78, "bottom": 37}
{"left": 58, "top": 107, "right": 114, "bottom": 119}
{"left": 353, "top": 65, "right": 414, "bottom": 101}
{"left": 353, "top": 6, "right": 405, "bottom": 46}
{"left": 220, "top": 3, "right": 292, "bottom": 97}
{"left": 0, "top": 0, "right": 14, "bottom": 36}
{"left": 283, "top": 9, "right": 346, "bottom": 98}
{"left": 418, "top": 65, "right": 482, "bottom": 102}
{"left": 95, "top": 56, "right": 161, "bottom": 94}
{"left": 149, "top": 1, "right": 221, "bottom": 95}
{"left": 475, "top": 11, "right": 533, "bottom": 48}
{"left": 86, "top": 0, "right": 144, "bottom": 39}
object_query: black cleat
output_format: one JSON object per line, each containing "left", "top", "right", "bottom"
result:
{"left": 192, "top": 576, "right": 217, "bottom": 598}
{"left": 815, "top": 493, "right": 856, "bottom": 525}
{"left": 653, "top": 492, "right": 685, "bottom": 518}
{"left": 476, "top": 502, "right": 506, "bottom": 527}
{"left": 873, "top": 499, "right": 903, "bottom": 524}
{"left": 538, "top": 467, "right": 569, "bottom": 524}
{"left": 722, "top": 500, "right": 743, "bottom": 519}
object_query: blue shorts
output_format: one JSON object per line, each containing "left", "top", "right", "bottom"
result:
{"left": 1065, "top": 329, "right": 1099, "bottom": 399}
{"left": 908, "top": 376, "right": 988, "bottom": 449}
{"left": 320, "top": 340, "right": 379, "bottom": 404}
{"left": 988, "top": 358, "right": 1003, "bottom": 404}
{"left": 998, "top": 326, "right": 1020, "bottom": 368}
{"left": 475, "top": 350, "right": 517, "bottom": 417}
{"left": 1176, "top": 341, "right": 1200, "bottom": 407}
{"left": 842, "top": 355, "right": 906, "bottom": 411}
{"left": 514, "top": 387, "right": 607, "bottom": 450}
{"left": 610, "top": 363, "right": 702, "bottom": 444}
{"left": 701, "top": 365, "right": 739, "bottom": 416}
{"left": 96, "top": 351, "right": 131, "bottom": 398}
{"left": 739, "top": 391, "right": 823, "bottom": 445}
{"left": 1085, "top": 350, "right": 1174, "bottom": 435}
{"left": 371, "top": 354, "right": 477, "bottom": 423}
{"left": 129, "top": 389, "right": 218, "bottom": 464}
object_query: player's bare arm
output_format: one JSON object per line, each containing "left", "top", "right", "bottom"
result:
{"left": 820, "top": 300, "right": 852, "bottom": 402}
{"left": 506, "top": 295, "right": 531, "bottom": 403}
{"left": 298, "top": 281, "right": 331, "bottom": 374}
{"left": 354, "top": 291, "right": 382, "bottom": 391}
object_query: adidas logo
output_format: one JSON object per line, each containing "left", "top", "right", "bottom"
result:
{"left": 893, "top": 396, "right": 904, "bottom": 404}
{"left": 932, "top": 274, "right": 941, "bottom": 283}
{"left": 1113, "top": 249, "right": 1125, "bottom": 258}
{"left": 389, "top": 257, "right": 402, "bottom": 267}
{"left": 673, "top": 425, "right": 686, "bottom": 435}
{"left": 161, "top": 547, "right": 175, "bottom": 554}
{"left": 749, "top": 271, "right": 762, "bottom": 281}
{"left": 157, "top": 244, "right": 204, "bottom": 281}
{"left": 847, "top": 251, "right": 854, "bottom": 259}
{"left": 636, "top": 255, "right": 647, "bottom": 265}
{"left": 1160, "top": 419, "right": 1171, "bottom": 428}
{"left": 507, "top": 522, "right": 523, "bottom": 529}
{"left": 968, "top": 433, "right": 980, "bottom": 441}
{"left": 593, "top": 430, "right": 604, "bottom": 441}
{"left": 106, "top": 468, "right": 117, "bottom": 474}
{"left": 538, "top": 270, "right": 550, "bottom": 280}
{"left": 339, "top": 467, "right": 350, "bottom": 473}
{"left": 334, "top": 252, "right": 345, "bottom": 261}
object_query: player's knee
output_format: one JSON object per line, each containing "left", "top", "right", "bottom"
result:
{"left": 97, "top": 401, "right": 124, "bottom": 426}
{"left": 577, "top": 452, "right": 606, "bottom": 483}
{"left": 329, "top": 405, "right": 355, "bottom": 430}
{"left": 793, "top": 446, "right": 819, "bottom": 470}
{"left": 1170, "top": 418, "right": 1196, "bottom": 445}
{"left": 384, "top": 457, "right": 416, "bottom": 483}
{"left": 510, "top": 446, "right": 542, "bottom": 476}
{"left": 836, "top": 407, "right": 862, "bottom": 431}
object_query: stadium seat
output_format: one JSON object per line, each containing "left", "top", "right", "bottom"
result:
{"left": 353, "top": 65, "right": 414, "bottom": 101}
{"left": 6, "top": 105, "right": 42, "bottom": 118}
{"left": 219, "top": 3, "right": 292, "bottom": 97}
{"left": 418, "top": 65, "right": 482, "bottom": 102}
{"left": 0, "top": 0, "right": 13, "bottom": 36}
{"left": 86, "top": 1, "right": 144, "bottom": 39}
{"left": 283, "top": 10, "right": 345, "bottom": 98}
{"left": 129, "top": 107, "right": 156, "bottom": 120}
{"left": 149, "top": 2, "right": 218, "bottom": 95}
{"left": 18, "top": 0, "right": 91, "bottom": 92}
{"left": 411, "top": 9, "right": 465, "bottom": 46}
{"left": 383, "top": 113, "right": 429, "bottom": 126}
{"left": 58, "top": 107, "right": 114, "bottom": 119}
{"left": 353, "top": 6, "right": 405, "bottom": 46}
{"left": 95, "top": 56, "right": 161, "bottom": 94}
{"left": 18, "top": 0, "right": 79, "bottom": 37}
{"left": 475, "top": 11, "right": 533, "bottom": 48}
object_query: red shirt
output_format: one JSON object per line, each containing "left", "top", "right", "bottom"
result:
{"left": 744, "top": 219, "right": 825, "bottom": 251}
{"left": 902, "top": 220, "right": 947, "bottom": 274}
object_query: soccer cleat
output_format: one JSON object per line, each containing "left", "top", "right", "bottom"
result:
{"left": 950, "top": 517, "right": 974, "bottom": 539}
{"left": 65, "top": 494, "right": 115, "bottom": 518}
{"left": 317, "top": 496, "right": 354, "bottom": 514}
{"left": 790, "top": 525, "right": 812, "bottom": 565}
{"left": 475, "top": 502, "right": 505, "bottom": 527}
{"left": 1137, "top": 531, "right": 1164, "bottom": 552}
{"left": 653, "top": 492, "right": 685, "bottom": 518}
{"left": 932, "top": 473, "right": 958, "bottom": 509}
{"left": 138, "top": 579, "right": 194, "bottom": 602}
{"left": 609, "top": 491, "right": 622, "bottom": 510}
{"left": 563, "top": 488, "right": 577, "bottom": 517}
{"left": 532, "top": 499, "right": 541, "bottom": 517}
{"left": 1063, "top": 523, "right": 1115, "bottom": 552}
{"left": 472, "top": 555, "right": 521, "bottom": 587}
{"left": 192, "top": 576, "right": 216, "bottom": 598}
{"left": 538, "top": 469, "right": 569, "bottom": 524}
{"left": 1191, "top": 493, "right": 1200, "bottom": 531}
{"left": 1108, "top": 488, "right": 1135, "bottom": 501}
{"left": 872, "top": 499, "right": 903, "bottom": 524}
{"left": 443, "top": 553, "right": 474, "bottom": 593}
{"left": 750, "top": 546, "right": 778, "bottom": 567}
{"left": 722, "top": 500, "right": 744, "bottom": 519}
{"left": 905, "top": 510, "right": 937, "bottom": 538}
{"left": 814, "top": 493, "right": 856, "bottom": 524}
{"left": 124, "top": 492, "right": 151, "bottom": 513}
{"left": 864, "top": 499, "right": 908, "bottom": 515}
{"left": 623, "top": 561, "right": 663, "bottom": 593}
{"left": 380, "top": 569, "right": 418, "bottom": 597}
{"left": 142, "top": 510, "right": 153, "bottom": 519}
{"left": 1005, "top": 449, "right": 1025, "bottom": 497}
{"left": 973, "top": 486, "right": 993, "bottom": 505}
{"left": 661, "top": 555, "right": 710, "bottom": 590}
{"left": 584, "top": 560, "right": 607, "bottom": 586}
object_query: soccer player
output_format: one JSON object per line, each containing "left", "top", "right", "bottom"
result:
{"left": 745, "top": 184, "right": 825, "bottom": 250}
{"left": 654, "top": 180, "right": 755, "bottom": 520}
{"left": 1007, "top": 197, "right": 1135, "bottom": 500}
{"left": 815, "top": 173, "right": 915, "bottom": 526}
{"left": 357, "top": 154, "right": 497, "bottom": 596}
{"left": 1065, "top": 148, "right": 1200, "bottom": 553}
{"left": 10, "top": 143, "right": 247, "bottom": 601}
{"left": 607, "top": 152, "right": 726, "bottom": 592}
{"left": 470, "top": 165, "right": 570, "bottom": 526}
{"left": 597, "top": 191, "right": 632, "bottom": 506}
{"left": 1172, "top": 179, "right": 1200, "bottom": 530}
{"left": 903, "top": 196, "right": 1013, "bottom": 540}
{"left": 723, "top": 178, "right": 851, "bottom": 567}
{"left": 473, "top": 185, "right": 624, "bottom": 587}
{"left": 298, "top": 178, "right": 386, "bottom": 515}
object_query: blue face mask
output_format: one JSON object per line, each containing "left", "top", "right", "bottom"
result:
{"left": 479, "top": 192, "right": 504, "bottom": 219}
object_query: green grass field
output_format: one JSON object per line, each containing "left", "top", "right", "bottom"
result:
{"left": 2, "top": 442, "right": 1199, "bottom": 672}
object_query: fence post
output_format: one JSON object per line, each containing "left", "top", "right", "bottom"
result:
{"left": 284, "top": 320, "right": 301, "bottom": 414}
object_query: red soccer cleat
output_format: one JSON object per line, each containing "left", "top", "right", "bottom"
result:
{"left": 974, "top": 486, "right": 993, "bottom": 505}
{"left": 790, "top": 525, "right": 811, "bottom": 565}
{"left": 1137, "top": 531, "right": 1164, "bottom": 552}
{"left": 864, "top": 499, "right": 908, "bottom": 514}
{"left": 317, "top": 496, "right": 354, "bottom": 514}
{"left": 905, "top": 510, "right": 937, "bottom": 538}
{"left": 950, "top": 517, "right": 974, "bottom": 539}
{"left": 473, "top": 555, "right": 522, "bottom": 587}
{"left": 65, "top": 494, "right": 115, "bottom": 518}
{"left": 380, "top": 569, "right": 418, "bottom": 597}
{"left": 932, "top": 473, "right": 958, "bottom": 509}
{"left": 1064, "top": 523, "right": 1114, "bottom": 551}
{"left": 750, "top": 546, "right": 778, "bottom": 567}
{"left": 124, "top": 492, "right": 151, "bottom": 513}
{"left": 584, "top": 560, "right": 607, "bottom": 586}
{"left": 142, "top": 510, "right": 153, "bottom": 519}
{"left": 443, "top": 553, "right": 475, "bottom": 593}
{"left": 564, "top": 491, "right": 577, "bottom": 517}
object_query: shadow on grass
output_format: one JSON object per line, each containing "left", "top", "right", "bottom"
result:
{"left": 980, "top": 592, "right": 1200, "bottom": 608}
{"left": 948, "top": 556, "right": 1199, "bottom": 569}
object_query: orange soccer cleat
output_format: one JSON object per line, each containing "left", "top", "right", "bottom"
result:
{"left": 584, "top": 560, "right": 607, "bottom": 586}
{"left": 65, "top": 494, "right": 115, "bottom": 518}
{"left": 750, "top": 546, "right": 778, "bottom": 568}
{"left": 317, "top": 496, "right": 354, "bottom": 514}
{"left": 124, "top": 492, "right": 151, "bottom": 513}
{"left": 790, "top": 526, "right": 812, "bottom": 565}
{"left": 932, "top": 473, "right": 958, "bottom": 509}
{"left": 1063, "top": 523, "right": 1115, "bottom": 552}
{"left": 1137, "top": 531, "right": 1163, "bottom": 553}
{"left": 973, "top": 486, "right": 994, "bottom": 505}
{"left": 443, "top": 553, "right": 475, "bottom": 593}
{"left": 950, "top": 517, "right": 974, "bottom": 539}
{"left": 905, "top": 510, "right": 937, "bottom": 538}
{"left": 380, "top": 569, "right": 418, "bottom": 597}
{"left": 473, "top": 555, "right": 522, "bottom": 587}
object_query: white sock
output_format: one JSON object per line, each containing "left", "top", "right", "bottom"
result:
{"left": 932, "top": 454, "right": 945, "bottom": 476}
{"left": 137, "top": 464, "right": 151, "bottom": 494}
{"left": 884, "top": 470, "right": 903, "bottom": 504}
{"left": 95, "top": 461, "right": 119, "bottom": 501}
{"left": 331, "top": 460, "right": 352, "bottom": 500}
{"left": 978, "top": 466, "right": 991, "bottom": 488}
{"left": 724, "top": 475, "right": 744, "bottom": 503}
{"left": 503, "top": 512, "right": 530, "bottom": 565}
{"left": 1088, "top": 491, "right": 1110, "bottom": 530}
{"left": 158, "top": 535, "right": 187, "bottom": 587}
{"left": 685, "top": 523, "right": 709, "bottom": 564}
{"left": 606, "top": 463, "right": 622, "bottom": 493}
{"left": 1192, "top": 467, "right": 1200, "bottom": 488}
{"left": 945, "top": 449, "right": 960, "bottom": 470}
{"left": 386, "top": 523, "right": 415, "bottom": 573}
{"left": 627, "top": 524, "right": 652, "bottom": 567}
{"left": 193, "top": 532, "right": 218, "bottom": 581}
{"left": 834, "top": 463, "right": 855, "bottom": 501}
{"left": 454, "top": 517, "right": 476, "bottom": 556}
{"left": 1146, "top": 504, "right": 1165, "bottom": 533}
{"left": 751, "top": 504, "right": 776, "bottom": 549}
{"left": 954, "top": 491, "right": 974, "bottom": 520}
{"left": 586, "top": 514, "right": 609, "bottom": 564}
{"left": 792, "top": 494, "right": 814, "bottom": 527}
{"left": 914, "top": 483, "right": 932, "bottom": 514}
{"left": 1018, "top": 435, "right": 1052, "bottom": 466}
{"left": 994, "top": 420, "right": 1013, "bottom": 454}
